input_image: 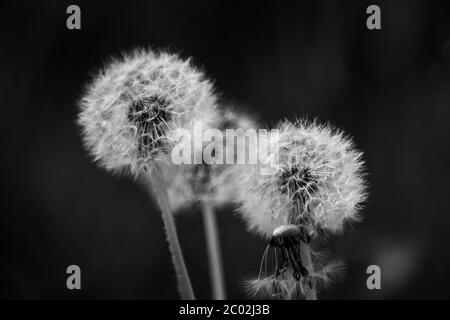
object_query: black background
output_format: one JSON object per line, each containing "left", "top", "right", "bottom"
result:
{"left": 1, "top": 0, "right": 449, "bottom": 299}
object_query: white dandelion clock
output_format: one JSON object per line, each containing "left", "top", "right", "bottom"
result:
{"left": 77, "top": 48, "right": 220, "bottom": 300}
{"left": 236, "top": 119, "right": 367, "bottom": 238}
{"left": 166, "top": 107, "right": 259, "bottom": 211}
{"left": 237, "top": 119, "right": 367, "bottom": 299}
{"left": 78, "top": 49, "right": 217, "bottom": 177}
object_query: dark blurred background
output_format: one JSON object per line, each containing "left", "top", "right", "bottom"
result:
{"left": 1, "top": 0, "right": 449, "bottom": 299}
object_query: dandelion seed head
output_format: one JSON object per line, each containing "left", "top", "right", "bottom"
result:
{"left": 166, "top": 107, "right": 259, "bottom": 212}
{"left": 78, "top": 48, "right": 217, "bottom": 177}
{"left": 235, "top": 119, "right": 367, "bottom": 238}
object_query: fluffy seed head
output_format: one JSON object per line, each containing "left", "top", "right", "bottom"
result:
{"left": 235, "top": 119, "right": 367, "bottom": 238}
{"left": 78, "top": 48, "right": 217, "bottom": 176}
{"left": 166, "top": 107, "right": 259, "bottom": 211}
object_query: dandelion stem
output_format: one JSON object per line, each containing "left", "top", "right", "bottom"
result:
{"left": 300, "top": 241, "right": 317, "bottom": 300}
{"left": 148, "top": 166, "right": 195, "bottom": 300}
{"left": 201, "top": 201, "right": 226, "bottom": 300}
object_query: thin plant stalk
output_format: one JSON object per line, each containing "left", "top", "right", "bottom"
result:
{"left": 201, "top": 200, "right": 226, "bottom": 300}
{"left": 148, "top": 166, "right": 195, "bottom": 300}
{"left": 300, "top": 241, "right": 317, "bottom": 300}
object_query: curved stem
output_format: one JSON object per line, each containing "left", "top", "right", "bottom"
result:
{"left": 300, "top": 241, "right": 317, "bottom": 300}
{"left": 201, "top": 201, "right": 226, "bottom": 300}
{"left": 148, "top": 167, "right": 195, "bottom": 300}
